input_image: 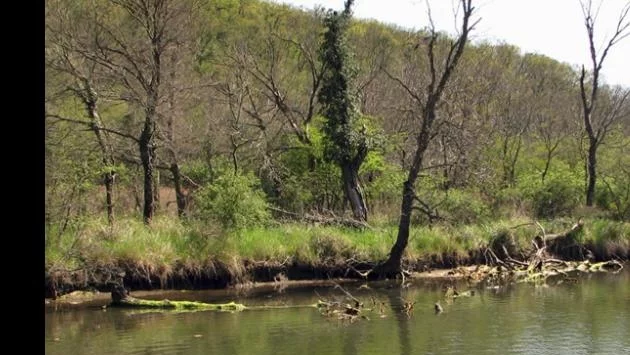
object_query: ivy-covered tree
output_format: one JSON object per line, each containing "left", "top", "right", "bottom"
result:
{"left": 318, "top": 0, "right": 370, "bottom": 221}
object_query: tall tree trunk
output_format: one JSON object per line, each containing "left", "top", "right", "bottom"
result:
{"left": 383, "top": 181, "right": 415, "bottom": 271}
{"left": 104, "top": 172, "right": 114, "bottom": 224}
{"left": 541, "top": 147, "right": 553, "bottom": 183}
{"left": 142, "top": 13, "right": 162, "bottom": 224}
{"left": 586, "top": 137, "right": 597, "bottom": 206}
{"left": 318, "top": 0, "right": 371, "bottom": 222}
{"left": 374, "top": 125, "right": 431, "bottom": 277}
{"left": 341, "top": 164, "right": 367, "bottom": 221}
{"left": 139, "top": 119, "right": 156, "bottom": 224}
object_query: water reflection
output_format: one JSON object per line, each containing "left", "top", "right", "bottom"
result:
{"left": 46, "top": 269, "right": 630, "bottom": 355}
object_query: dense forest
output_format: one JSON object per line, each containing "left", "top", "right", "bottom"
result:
{"left": 45, "top": 0, "right": 629, "bottom": 283}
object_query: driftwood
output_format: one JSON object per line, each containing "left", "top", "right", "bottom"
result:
{"left": 479, "top": 220, "right": 624, "bottom": 285}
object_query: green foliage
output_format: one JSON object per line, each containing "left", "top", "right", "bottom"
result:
{"left": 596, "top": 131, "right": 630, "bottom": 221}
{"left": 181, "top": 159, "right": 214, "bottom": 187}
{"left": 318, "top": 0, "right": 370, "bottom": 166}
{"left": 275, "top": 118, "right": 344, "bottom": 212}
{"left": 193, "top": 170, "right": 270, "bottom": 230}
{"left": 441, "top": 189, "right": 491, "bottom": 224}
{"left": 596, "top": 176, "right": 630, "bottom": 221}
{"left": 361, "top": 151, "right": 405, "bottom": 207}
{"left": 514, "top": 164, "right": 583, "bottom": 218}
{"left": 45, "top": 0, "right": 629, "bottom": 246}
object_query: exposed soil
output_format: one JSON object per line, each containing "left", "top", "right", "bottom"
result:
{"left": 45, "top": 260, "right": 378, "bottom": 299}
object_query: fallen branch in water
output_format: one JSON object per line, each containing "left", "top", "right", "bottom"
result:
{"left": 464, "top": 220, "right": 624, "bottom": 286}
{"left": 110, "top": 285, "right": 246, "bottom": 311}
{"left": 109, "top": 284, "right": 378, "bottom": 322}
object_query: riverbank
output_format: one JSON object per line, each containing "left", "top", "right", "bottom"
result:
{"left": 45, "top": 216, "right": 629, "bottom": 298}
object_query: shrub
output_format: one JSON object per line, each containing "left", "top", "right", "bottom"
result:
{"left": 596, "top": 176, "right": 630, "bottom": 221}
{"left": 180, "top": 159, "right": 214, "bottom": 186}
{"left": 440, "top": 189, "right": 491, "bottom": 224}
{"left": 516, "top": 166, "right": 582, "bottom": 219}
{"left": 193, "top": 171, "right": 270, "bottom": 230}
{"left": 361, "top": 151, "right": 405, "bottom": 211}
{"left": 276, "top": 121, "right": 344, "bottom": 212}
{"left": 532, "top": 177, "right": 581, "bottom": 218}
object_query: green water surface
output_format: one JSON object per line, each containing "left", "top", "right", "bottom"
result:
{"left": 45, "top": 269, "right": 630, "bottom": 355}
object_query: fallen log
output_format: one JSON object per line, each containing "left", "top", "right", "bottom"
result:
{"left": 110, "top": 285, "right": 246, "bottom": 311}
{"left": 109, "top": 285, "right": 339, "bottom": 313}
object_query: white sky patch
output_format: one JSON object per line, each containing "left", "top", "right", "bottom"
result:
{"left": 271, "top": 0, "right": 630, "bottom": 87}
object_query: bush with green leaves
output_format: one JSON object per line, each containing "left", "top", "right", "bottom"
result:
{"left": 361, "top": 151, "right": 405, "bottom": 209}
{"left": 516, "top": 165, "right": 583, "bottom": 218}
{"left": 193, "top": 171, "right": 270, "bottom": 230}
{"left": 180, "top": 159, "right": 215, "bottom": 187}
{"left": 596, "top": 133, "right": 630, "bottom": 221}
{"left": 275, "top": 120, "right": 344, "bottom": 212}
{"left": 596, "top": 175, "right": 630, "bottom": 221}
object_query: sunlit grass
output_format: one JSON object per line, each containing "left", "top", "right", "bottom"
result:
{"left": 45, "top": 215, "right": 630, "bottom": 274}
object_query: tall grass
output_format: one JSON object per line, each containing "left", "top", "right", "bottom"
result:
{"left": 45, "top": 215, "right": 630, "bottom": 274}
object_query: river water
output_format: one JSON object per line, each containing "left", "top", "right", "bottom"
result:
{"left": 45, "top": 268, "right": 630, "bottom": 355}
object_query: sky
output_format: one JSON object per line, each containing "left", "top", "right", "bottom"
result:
{"left": 272, "top": 0, "right": 629, "bottom": 87}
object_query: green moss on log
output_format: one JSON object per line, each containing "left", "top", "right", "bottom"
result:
{"left": 112, "top": 296, "right": 246, "bottom": 311}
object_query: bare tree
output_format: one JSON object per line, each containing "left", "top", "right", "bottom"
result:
{"left": 45, "top": 2, "right": 127, "bottom": 224}
{"left": 374, "top": 0, "right": 479, "bottom": 276}
{"left": 70, "top": 0, "right": 195, "bottom": 224}
{"left": 579, "top": 0, "right": 630, "bottom": 206}
{"left": 159, "top": 11, "right": 209, "bottom": 218}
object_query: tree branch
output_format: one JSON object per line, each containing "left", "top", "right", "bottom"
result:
{"left": 46, "top": 114, "right": 139, "bottom": 143}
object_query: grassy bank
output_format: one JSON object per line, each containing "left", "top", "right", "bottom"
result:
{"left": 45, "top": 216, "right": 630, "bottom": 297}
